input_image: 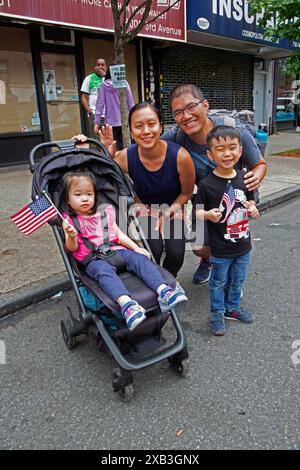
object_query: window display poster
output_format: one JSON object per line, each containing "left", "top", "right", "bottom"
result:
{"left": 110, "top": 65, "right": 127, "bottom": 89}
{"left": 43, "top": 69, "right": 57, "bottom": 101}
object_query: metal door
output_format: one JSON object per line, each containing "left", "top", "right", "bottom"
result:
{"left": 253, "top": 73, "right": 266, "bottom": 127}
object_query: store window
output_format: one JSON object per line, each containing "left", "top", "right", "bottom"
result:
{"left": 276, "top": 58, "right": 297, "bottom": 129}
{"left": 0, "top": 27, "right": 40, "bottom": 134}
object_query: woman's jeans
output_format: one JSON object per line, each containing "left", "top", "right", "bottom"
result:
{"left": 209, "top": 251, "right": 251, "bottom": 314}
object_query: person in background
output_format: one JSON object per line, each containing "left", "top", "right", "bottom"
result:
{"left": 162, "top": 84, "right": 267, "bottom": 285}
{"left": 94, "top": 65, "right": 134, "bottom": 151}
{"left": 80, "top": 58, "right": 107, "bottom": 137}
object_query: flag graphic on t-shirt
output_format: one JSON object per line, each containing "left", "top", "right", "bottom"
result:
{"left": 219, "top": 182, "right": 236, "bottom": 223}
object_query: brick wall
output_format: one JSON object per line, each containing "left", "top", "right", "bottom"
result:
{"left": 158, "top": 44, "right": 255, "bottom": 125}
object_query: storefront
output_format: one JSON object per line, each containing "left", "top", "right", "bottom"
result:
{"left": 149, "top": 0, "right": 299, "bottom": 130}
{"left": 0, "top": 22, "right": 140, "bottom": 165}
{"left": 0, "top": 0, "right": 186, "bottom": 166}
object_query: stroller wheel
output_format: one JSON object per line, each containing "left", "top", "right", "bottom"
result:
{"left": 168, "top": 355, "right": 189, "bottom": 377}
{"left": 61, "top": 319, "right": 76, "bottom": 350}
{"left": 120, "top": 384, "right": 135, "bottom": 402}
{"left": 112, "top": 371, "right": 134, "bottom": 401}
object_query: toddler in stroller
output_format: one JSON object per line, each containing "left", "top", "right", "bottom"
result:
{"left": 29, "top": 137, "right": 190, "bottom": 399}
{"left": 60, "top": 168, "right": 188, "bottom": 331}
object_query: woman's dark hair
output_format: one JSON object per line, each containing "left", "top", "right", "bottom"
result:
{"left": 206, "top": 125, "right": 242, "bottom": 147}
{"left": 128, "top": 101, "right": 163, "bottom": 131}
{"left": 60, "top": 169, "right": 97, "bottom": 215}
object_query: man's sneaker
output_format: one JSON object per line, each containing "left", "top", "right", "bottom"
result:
{"left": 158, "top": 287, "right": 188, "bottom": 312}
{"left": 211, "top": 312, "right": 225, "bottom": 336}
{"left": 193, "top": 258, "right": 212, "bottom": 284}
{"left": 224, "top": 307, "right": 253, "bottom": 323}
{"left": 121, "top": 301, "right": 146, "bottom": 331}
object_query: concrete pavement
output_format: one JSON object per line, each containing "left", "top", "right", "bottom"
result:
{"left": 1, "top": 130, "right": 300, "bottom": 317}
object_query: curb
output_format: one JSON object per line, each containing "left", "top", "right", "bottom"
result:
{"left": 0, "top": 279, "right": 71, "bottom": 319}
{"left": 1, "top": 185, "right": 300, "bottom": 319}
{"left": 257, "top": 184, "right": 300, "bottom": 211}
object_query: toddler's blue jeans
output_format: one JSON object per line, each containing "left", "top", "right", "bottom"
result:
{"left": 86, "top": 249, "right": 166, "bottom": 302}
{"left": 209, "top": 251, "right": 251, "bottom": 314}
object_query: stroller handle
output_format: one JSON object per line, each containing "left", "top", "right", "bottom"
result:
{"left": 29, "top": 138, "right": 108, "bottom": 173}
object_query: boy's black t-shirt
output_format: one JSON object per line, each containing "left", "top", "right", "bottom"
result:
{"left": 195, "top": 170, "right": 254, "bottom": 258}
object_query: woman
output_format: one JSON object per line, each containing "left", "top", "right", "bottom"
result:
{"left": 94, "top": 65, "right": 134, "bottom": 151}
{"left": 99, "top": 102, "right": 195, "bottom": 278}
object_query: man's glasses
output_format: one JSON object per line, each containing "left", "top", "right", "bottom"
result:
{"left": 172, "top": 100, "right": 202, "bottom": 120}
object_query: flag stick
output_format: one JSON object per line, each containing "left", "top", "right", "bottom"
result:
{"left": 42, "top": 190, "right": 65, "bottom": 222}
{"left": 42, "top": 190, "right": 77, "bottom": 233}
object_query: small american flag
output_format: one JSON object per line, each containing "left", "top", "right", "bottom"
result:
{"left": 11, "top": 195, "right": 58, "bottom": 235}
{"left": 219, "top": 182, "right": 236, "bottom": 223}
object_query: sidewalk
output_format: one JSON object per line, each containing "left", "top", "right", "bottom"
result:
{"left": 1, "top": 131, "right": 300, "bottom": 317}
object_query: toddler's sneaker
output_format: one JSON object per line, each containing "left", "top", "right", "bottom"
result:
{"left": 175, "top": 280, "right": 186, "bottom": 295}
{"left": 211, "top": 311, "right": 225, "bottom": 336}
{"left": 158, "top": 287, "right": 188, "bottom": 312}
{"left": 224, "top": 307, "right": 253, "bottom": 323}
{"left": 121, "top": 301, "right": 146, "bottom": 331}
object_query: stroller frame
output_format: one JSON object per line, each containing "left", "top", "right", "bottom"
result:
{"left": 29, "top": 138, "right": 189, "bottom": 399}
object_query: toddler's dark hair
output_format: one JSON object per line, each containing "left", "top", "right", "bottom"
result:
{"left": 207, "top": 125, "right": 242, "bottom": 148}
{"left": 60, "top": 169, "right": 97, "bottom": 215}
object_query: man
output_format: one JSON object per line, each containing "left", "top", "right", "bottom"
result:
{"left": 162, "top": 84, "right": 267, "bottom": 284}
{"left": 80, "top": 58, "right": 107, "bottom": 137}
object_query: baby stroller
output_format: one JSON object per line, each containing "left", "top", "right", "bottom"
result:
{"left": 29, "top": 138, "right": 189, "bottom": 400}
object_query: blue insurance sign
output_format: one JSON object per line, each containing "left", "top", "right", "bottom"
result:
{"left": 187, "top": 0, "right": 300, "bottom": 51}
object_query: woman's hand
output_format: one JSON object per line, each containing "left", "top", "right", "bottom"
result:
{"left": 135, "top": 247, "right": 151, "bottom": 259}
{"left": 164, "top": 203, "right": 183, "bottom": 220}
{"left": 71, "top": 134, "right": 89, "bottom": 149}
{"left": 99, "top": 124, "right": 116, "bottom": 157}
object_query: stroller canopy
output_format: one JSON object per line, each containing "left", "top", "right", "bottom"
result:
{"left": 31, "top": 147, "right": 134, "bottom": 207}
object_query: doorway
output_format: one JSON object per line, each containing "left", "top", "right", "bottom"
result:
{"left": 253, "top": 73, "right": 266, "bottom": 127}
{"left": 41, "top": 52, "right": 81, "bottom": 141}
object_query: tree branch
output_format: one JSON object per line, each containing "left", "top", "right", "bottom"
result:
{"left": 143, "top": 0, "right": 181, "bottom": 26}
{"left": 123, "top": 0, "right": 150, "bottom": 35}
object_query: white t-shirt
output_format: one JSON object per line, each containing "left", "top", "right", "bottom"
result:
{"left": 80, "top": 74, "right": 103, "bottom": 113}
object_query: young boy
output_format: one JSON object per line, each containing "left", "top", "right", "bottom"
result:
{"left": 195, "top": 125, "right": 259, "bottom": 336}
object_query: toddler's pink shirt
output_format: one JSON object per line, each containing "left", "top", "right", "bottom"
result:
{"left": 63, "top": 205, "right": 124, "bottom": 262}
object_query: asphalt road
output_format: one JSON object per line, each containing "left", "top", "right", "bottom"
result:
{"left": 0, "top": 198, "right": 299, "bottom": 450}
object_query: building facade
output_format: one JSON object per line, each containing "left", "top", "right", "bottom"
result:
{"left": 0, "top": 0, "right": 185, "bottom": 165}
{"left": 146, "top": 0, "right": 298, "bottom": 131}
{"left": 0, "top": 1, "right": 298, "bottom": 166}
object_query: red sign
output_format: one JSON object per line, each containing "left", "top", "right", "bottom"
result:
{"left": 0, "top": 0, "right": 186, "bottom": 42}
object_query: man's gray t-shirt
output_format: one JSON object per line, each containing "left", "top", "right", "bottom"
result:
{"left": 161, "top": 116, "right": 261, "bottom": 184}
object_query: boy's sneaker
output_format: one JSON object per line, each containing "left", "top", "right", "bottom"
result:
{"left": 224, "top": 307, "right": 253, "bottom": 323}
{"left": 158, "top": 287, "right": 188, "bottom": 312}
{"left": 192, "top": 258, "right": 212, "bottom": 284}
{"left": 211, "top": 312, "right": 225, "bottom": 336}
{"left": 121, "top": 301, "right": 146, "bottom": 331}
